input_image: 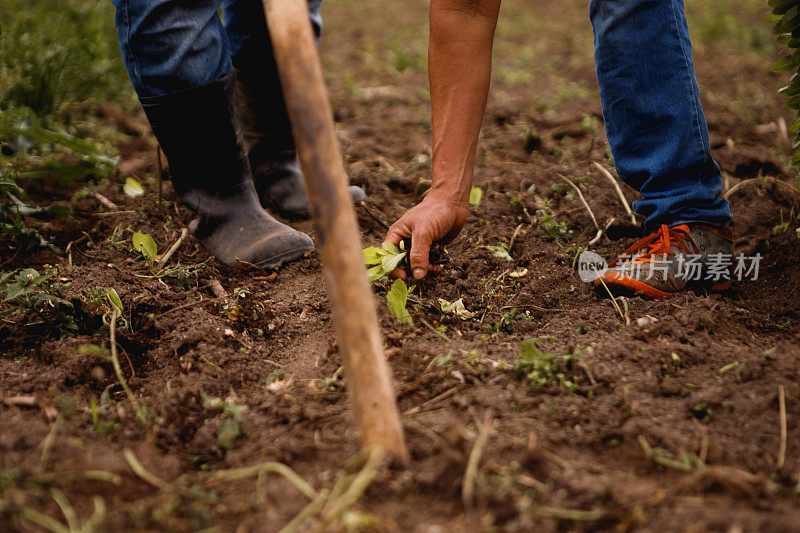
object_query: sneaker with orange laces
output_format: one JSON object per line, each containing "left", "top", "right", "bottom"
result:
{"left": 593, "top": 224, "right": 734, "bottom": 300}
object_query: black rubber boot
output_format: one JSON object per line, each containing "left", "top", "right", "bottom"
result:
{"left": 140, "top": 74, "right": 314, "bottom": 269}
{"left": 234, "top": 68, "right": 365, "bottom": 219}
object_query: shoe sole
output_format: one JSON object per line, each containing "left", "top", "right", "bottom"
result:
{"left": 254, "top": 244, "right": 314, "bottom": 270}
{"left": 595, "top": 273, "right": 731, "bottom": 300}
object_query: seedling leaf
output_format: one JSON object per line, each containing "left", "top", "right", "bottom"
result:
{"left": 363, "top": 246, "right": 385, "bottom": 264}
{"left": 123, "top": 177, "right": 144, "bottom": 198}
{"left": 439, "top": 298, "right": 476, "bottom": 320}
{"left": 387, "top": 279, "right": 413, "bottom": 325}
{"left": 105, "top": 288, "right": 123, "bottom": 313}
{"left": 469, "top": 186, "right": 484, "bottom": 207}
{"left": 367, "top": 264, "right": 386, "bottom": 283}
{"left": 363, "top": 242, "right": 409, "bottom": 282}
{"left": 487, "top": 244, "right": 513, "bottom": 261}
{"left": 132, "top": 232, "right": 158, "bottom": 261}
{"left": 381, "top": 251, "right": 407, "bottom": 273}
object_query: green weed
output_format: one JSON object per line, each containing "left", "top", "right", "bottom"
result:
{"left": 513, "top": 338, "right": 585, "bottom": 394}
{"left": 0, "top": 267, "right": 77, "bottom": 337}
{"left": 363, "top": 241, "right": 408, "bottom": 282}
{"left": 0, "top": 0, "right": 132, "bottom": 116}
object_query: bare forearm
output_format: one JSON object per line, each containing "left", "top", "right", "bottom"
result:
{"left": 428, "top": 0, "right": 501, "bottom": 206}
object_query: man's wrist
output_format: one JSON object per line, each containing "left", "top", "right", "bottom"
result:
{"left": 427, "top": 182, "right": 470, "bottom": 208}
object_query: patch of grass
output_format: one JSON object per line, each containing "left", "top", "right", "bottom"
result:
{"left": 513, "top": 338, "right": 586, "bottom": 395}
{"left": 0, "top": 0, "right": 133, "bottom": 117}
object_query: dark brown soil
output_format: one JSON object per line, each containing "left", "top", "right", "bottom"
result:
{"left": 2, "top": 1, "right": 800, "bottom": 531}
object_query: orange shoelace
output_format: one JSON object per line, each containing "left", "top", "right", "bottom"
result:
{"left": 608, "top": 224, "right": 697, "bottom": 267}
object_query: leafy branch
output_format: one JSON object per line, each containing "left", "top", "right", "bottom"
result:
{"left": 769, "top": 0, "right": 800, "bottom": 168}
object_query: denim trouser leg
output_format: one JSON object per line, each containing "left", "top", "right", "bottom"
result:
{"left": 111, "top": 0, "right": 231, "bottom": 97}
{"left": 222, "top": 0, "right": 321, "bottom": 69}
{"left": 590, "top": 0, "right": 732, "bottom": 232}
{"left": 111, "top": 0, "right": 321, "bottom": 98}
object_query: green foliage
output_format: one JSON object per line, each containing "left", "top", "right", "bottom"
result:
{"left": 0, "top": 117, "right": 116, "bottom": 253}
{"left": 469, "top": 186, "right": 484, "bottom": 207}
{"left": 484, "top": 308, "right": 532, "bottom": 334}
{"left": 0, "top": 0, "right": 132, "bottom": 116}
{"left": 0, "top": 168, "right": 66, "bottom": 252}
{"left": 387, "top": 278, "right": 413, "bottom": 325}
{"left": 769, "top": 0, "right": 800, "bottom": 167}
{"left": 202, "top": 391, "right": 246, "bottom": 452}
{"left": 132, "top": 232, "right": 158, "bottom": 262}
{"left": 0, "top": 267, "right": 77, "bottom": 337}
{"left": 537, "top": 201, "right": 573, "bottom": 241}
{"left": 486, "top": 243, "right": 513, "bottom": 261}
{"left": 363, "top": 241, "right": 408, "bottom": 282}
{"left": 123, "top": 177, "right": 144, "bottom": 198}
{"left": 513, "top": 338, "right": 583, "bottom": 394}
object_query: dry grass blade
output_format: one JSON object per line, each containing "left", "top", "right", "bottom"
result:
{"left": 206, "top": 461, "right": 316, "bottom": 499}
{"left": 536, "top": 506, "right": 608, "bottom": 521}
{"left": 724, "top": 175, "right": 800, "bottom": 199}
{"left": 18, "top": 506, "right": 70, "bottom": 533}
{"left": 462, "top": 414, "right": 494, "bottom": 508}
{"left": 778, "top": 384, "right": 787, "bottom": 469}
{"left": 279, "top": 489, "right": 331, "bottom": 533}
{"left": 109, "top": 309, "right": 145, "bottom": 424}
{"left": 313, "top": 447, "right": 384, "bottom": 532}
{"left": 155, "top": 227, "right": 188, "bottom": 272}
{"left": 592, "top": 266, "right": 626, "bottom": 323}
{"left": 593, "top": 162, "right": 636, "bottom": 224}
{"left": 556, "top": 173, "right": 599, "bottom": 230}
{"left": 39, "top": 415, "right": 63, "bottom": 471}
{"left": 124, "top": 448, "right": 169, "bottom": 490}
{"left": 92, "top": 192, "right": 118, "bottom": 211}
{"left": 588, "top": 217, "right": 616, "bottom": 246}
{"left": 419, "top": 316, "right": 450, "bottom": 342}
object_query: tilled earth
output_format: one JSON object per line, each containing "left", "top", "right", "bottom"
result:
{"left": 2, "top": 0, "right": 800, "bottom": 531}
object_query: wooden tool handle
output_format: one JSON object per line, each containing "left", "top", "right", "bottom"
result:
{"left": 263, "top": 0, "right": 407, "bottom": 459}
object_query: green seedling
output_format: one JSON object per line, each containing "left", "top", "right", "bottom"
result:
{"left": 387, "top": 278, "right": 413, "bottom": 325}
{"left": 484, "top": 307, "right": 531, "bottom": 334}
{"left": 363, "top": 241, "right": 408, "bottom": 282}
{"left": 438, "top": 298, "right": 476, "bottom": 320}
{"left": 131, "top": 232, "right": 158, "bottom": 262}
{"left": 202, "top": 391, "right": 246, "bottom": 452}
{"left": 486, "top": 243, "right": 512, "bottom": 261}
{"left": 123, "top": 176, "right": 144, "bottom": 198}
{"left": 469, "top": 186, "right": 484, "bottom": 207}
{"left": 0, "top": 168, "right": 71, "bottom": 253}
{"left": 537, "top": 204, "right": 573, "bottom": 241}
{"left": 513, "top": 338, "right": 583, "bottom": 394}
{"left": 0, "top": 267, "right": 77, "bottom": 337}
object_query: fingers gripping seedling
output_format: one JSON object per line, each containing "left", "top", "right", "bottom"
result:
{"left": 363, "top": 241, "right": 409, "bottom": 282}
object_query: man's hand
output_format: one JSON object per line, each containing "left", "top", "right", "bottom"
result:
{"left": 384, "top": 192, "right": 468, "bottom": 280}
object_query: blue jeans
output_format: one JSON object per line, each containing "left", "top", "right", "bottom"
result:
{"left": 590, "top": 0, "right": 732, "bottom": 232}
{"left": 111, "top": 0, "right": 321, "bottom": 97}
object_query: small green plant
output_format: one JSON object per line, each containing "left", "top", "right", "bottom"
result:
{"left": 0, "top": 267, "right": 77, "bottom": 337}
{"left": 387, "top": 278, "right": 413, "bottom": 325}
{"left": 131, "top": 232, "right": 158, "bottom": 262}
{"left": 484, "top": 308, "right": 531, "bottom": 334}
{"left": 202, "top": 391, "right": 247, "bottom": 452}
{"left": 469, "top": 186, "right": 484, "bottom": 207}
{"left": 537, "top": 201, "right": 573, "bottom": 241}
{"left": 486, "top": 243, "right": 513, "bottom": 261}
{"left": 363, "top": 241, "right": 408, "bottom": 282}
{"left": 513, "top": 338, "right": 583, "bottom": 394}
{"left": 0, "top": 167, "right": 71, "bottom": 252}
